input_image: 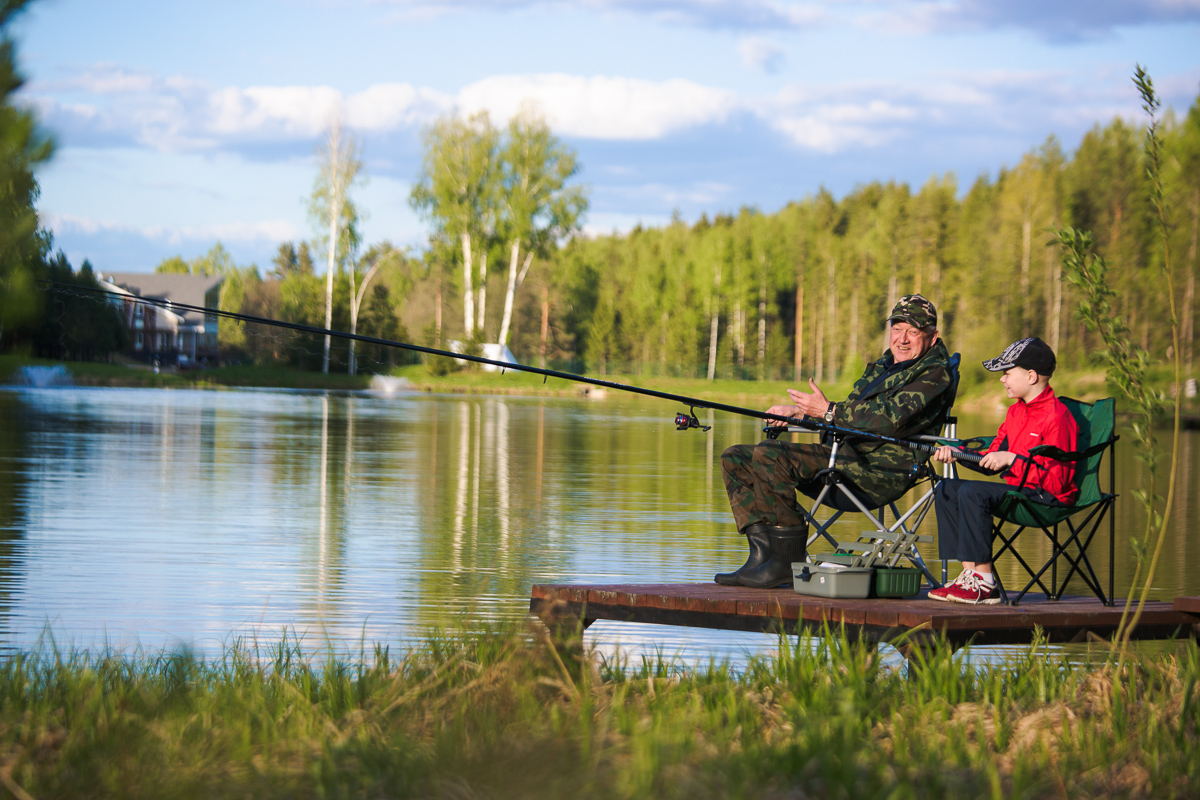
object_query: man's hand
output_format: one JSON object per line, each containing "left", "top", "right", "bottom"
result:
{"left": 933, "top": 445, "right": 956, "bottom": 464}
{"left": 765, "top": 404, "right": 800, "bottom": 427}
{"left": 786, "top": 379, "right": 830, "bottom": 418}
{"left": 980, "top": 450, "right": 1017, "bottom": 471}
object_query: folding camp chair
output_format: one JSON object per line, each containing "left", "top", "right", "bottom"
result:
{"left": 970, "top": 397, "right": 1118, "bottom": 606}
{"left": 766, "top": 353, "right": 962, "bottom": 588}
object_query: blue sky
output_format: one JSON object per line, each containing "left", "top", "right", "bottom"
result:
{"left": 12, "top": 0, "right": 1200, "bottom": 273}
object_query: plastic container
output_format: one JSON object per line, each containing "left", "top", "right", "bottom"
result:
{"left": 871, "top": 567, "right": 921, "bottom": 597}
{"left": 792, "top": 562, "right": 873, "bottom": 599}
{"left": 809, "top": 554, "right": 922, "bottom": 598}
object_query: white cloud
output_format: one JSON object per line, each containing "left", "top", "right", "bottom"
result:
{"left": 737, "top": 36, "right": 786, "bottom": 72}
{"left": 51, "top": 63, "right": 157, "bottom": 94}
{"left": 25, "top": 62, "right": 1171, "bottom": 163}
{"left": 747, "top": 70, "right": 1144, "bottom": 152}
{"left": 33, "top": 71, "right": 737, "bottom": 147}
{"left": 208, "top": 86, "right": 344, "bottom": 138}
{"left": 457, "top": 74, "right": 738, "bottom": 139}
{"left": 755, "top": 87, "right": 920, "bottom": 151}
{"left": 347, "top": 83, "right": 451, "bottom": 130}
{"left": 44, "top": 212, "right": 300, "bottom": 245}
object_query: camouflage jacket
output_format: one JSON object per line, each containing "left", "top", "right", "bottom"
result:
{"left": 831, "top": 339, "right": 955, "bottom": 506}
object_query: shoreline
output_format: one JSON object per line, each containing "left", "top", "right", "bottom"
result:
{"left": 0, "top": 353, "right": 1169, "bottom": 421}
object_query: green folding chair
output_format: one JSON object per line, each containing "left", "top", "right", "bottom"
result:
{"left": 983, "top": 397, "right": 1118, "bottom": 605}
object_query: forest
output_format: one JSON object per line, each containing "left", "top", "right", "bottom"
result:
{"left": 217, "top": 92, "right": 1200, "bottom": 393}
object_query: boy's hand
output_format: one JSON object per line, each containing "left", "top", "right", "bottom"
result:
{"left": 933, "top": 445, "right": 956, "bottom": 463}
{"left": 765, "top": 405, "right": 800, "bottom": 426}
{"left": 980, "top": 450, "right": 1017, "bottom": 471}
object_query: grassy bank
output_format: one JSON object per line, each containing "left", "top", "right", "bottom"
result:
{"left": 1, "top": 353, "right": 1185, "bottom": 421}
{"left": 0, "top": 354, "right": 376, "bottom": 391}
{"left": 0, "top": 626, "right": 1195, "bottom": 798}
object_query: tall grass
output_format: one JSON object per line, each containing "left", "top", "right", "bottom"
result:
{"left": 0, "top": 624, "right": 1195, "bottom": 798}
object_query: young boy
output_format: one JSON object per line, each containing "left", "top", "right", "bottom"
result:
{"left": 928, "top": 337, "right": 1078, "bottom": 604}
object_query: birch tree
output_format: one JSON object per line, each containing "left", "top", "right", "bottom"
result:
{"left": 410, "top": 112, "right": 500, "bottom": 343}
{"left": 496, "top": 110, "right": 588, "bottom": 348}
{"left": 347, "top": 246, "right": 402, "bottom": 375}
{"left": 310, "top": 117, "right": 364, "bottom": 373}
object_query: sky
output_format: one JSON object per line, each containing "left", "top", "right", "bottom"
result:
{"left": 11, "top": 0, "right": 1200, "bottom": 273}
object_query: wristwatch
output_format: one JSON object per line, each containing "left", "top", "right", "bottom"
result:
{"left": 823, "top": 402, "right": 835, "bottom": 423}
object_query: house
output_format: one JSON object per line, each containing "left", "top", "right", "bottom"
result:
{"left": 98, "top": 273, "right": 224, "bottom": 366}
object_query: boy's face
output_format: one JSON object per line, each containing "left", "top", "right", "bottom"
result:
{"left": 1000, "top": 366, "right": 1040, "bottom": 400}
{"left": 888, "top": 322, "right": 938, "bottom": 363}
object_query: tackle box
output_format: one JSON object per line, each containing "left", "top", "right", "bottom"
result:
{"left": 791, "top": 562, "right": 873, "bottom": 599}
{"left": 813, "top": 553, "right": 923, "bottom": 598}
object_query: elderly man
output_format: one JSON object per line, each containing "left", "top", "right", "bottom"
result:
{"left": 716, "top": 294, "right": 955, "bottom": 588}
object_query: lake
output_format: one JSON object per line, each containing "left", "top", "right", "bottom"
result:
{"left": 0, "top": 386, "right": 1195, "bottom": 665}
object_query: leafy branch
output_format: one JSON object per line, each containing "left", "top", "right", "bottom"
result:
{"left": 1055, "top": 65, "right": 1181, "bottom": 653}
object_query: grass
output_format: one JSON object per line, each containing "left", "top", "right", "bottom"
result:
{"left": 0, "top": 625, "right": 1195, "bottom": 799}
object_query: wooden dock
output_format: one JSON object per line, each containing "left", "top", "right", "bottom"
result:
{"left": 531, "top": 583, "right": 1200, "bottom": 648}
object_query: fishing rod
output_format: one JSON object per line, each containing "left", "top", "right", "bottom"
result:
{"left": 767, "top": 418, "right": 994, "bottom": 466}
{"left": 38, "top": 279, "right": 983, "bottom": 461}
{"left": 38, "top": 279, "right": 787, "bottom": 427}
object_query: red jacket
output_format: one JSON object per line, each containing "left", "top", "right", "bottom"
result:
{"left": 983, "top": 385, "right": 1079, "bottom": 504}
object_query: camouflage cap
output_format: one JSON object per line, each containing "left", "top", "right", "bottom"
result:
{"left": 887, "top": 294, "right": 937, "bottom": 329}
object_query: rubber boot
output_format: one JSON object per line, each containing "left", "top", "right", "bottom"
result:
{"left": 714, "top": 524, "right": 772, "bottom": 585}
{"left": 737, "top": 524, "right": 808, "bottom": 588}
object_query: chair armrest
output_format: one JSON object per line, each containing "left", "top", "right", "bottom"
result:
{"left": 1028, "top": 437, "right": 1116, "bottom": 464}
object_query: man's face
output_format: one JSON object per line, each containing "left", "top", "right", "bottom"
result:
{"left": 888, "top": 321, "right": 938, "bottom": 363}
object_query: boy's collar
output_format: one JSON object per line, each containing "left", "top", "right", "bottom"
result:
{"left": 1017, "top": 383, "right": 1054, "bottom": 405}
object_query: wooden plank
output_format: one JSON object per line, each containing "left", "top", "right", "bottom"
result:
{"left": 1175, "top": 596, "right": 1200, "bottom": 615}
{"left": 528, "top": 583, "right": 1197, "bottom": 647}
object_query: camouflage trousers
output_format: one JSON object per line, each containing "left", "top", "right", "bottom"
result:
{"left": 721, "top": 439, "right": 833, "bottom": 531}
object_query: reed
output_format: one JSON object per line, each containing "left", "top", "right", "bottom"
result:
{"left": 0, "top": 624, "right": 1195, "bottom": 799}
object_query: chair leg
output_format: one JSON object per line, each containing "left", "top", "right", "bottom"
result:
{"left": 1049, "top": 511, "right": 1112, "bottom": 605}
{"left": 994, "top": 525, "right": 1056, "bottom": 600}
{"left": 994, "top": 571, "right": 1010, "bottom": 605}
{"left": 1051, "top": 524, "right": 1059, "bottom": 600}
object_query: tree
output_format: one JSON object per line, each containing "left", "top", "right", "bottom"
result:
{"left": 496, "top": 110, "right": 588, "bottom": 347}
{"left": 155, "top": 242, "right": 236, "bottom": 277}
{"left": 1170, "top": 94, "right": 1200, "bottom": 375}
{"left": 347, "top": 243, "right": 405, "bottom": 375}
{"left": 410, "top": 112, "right": 500, "bottom": 342}
{"left": 310, "top": 116, "right": 364, "bottom": 373}
{"left": 0, "top": 0, "right": 53, "bottom": 350}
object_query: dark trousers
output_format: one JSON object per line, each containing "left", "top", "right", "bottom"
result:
{"left": 934, "top": 479, "right": 1060, "bottom": 564}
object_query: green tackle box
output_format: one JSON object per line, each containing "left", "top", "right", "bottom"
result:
{"left": 810, "top": 554, "right": 923, "bottom": 598}
{"left": 792, "top": 562, "right": 874, "bottom": 599}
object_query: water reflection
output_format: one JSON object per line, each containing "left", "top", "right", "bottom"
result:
{"left": 0, "top": 387, "right": 1195, "bottom": 666}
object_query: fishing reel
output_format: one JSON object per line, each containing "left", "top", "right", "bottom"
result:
{"left": 674, "top": 409, "right": 711, "bottom": 432}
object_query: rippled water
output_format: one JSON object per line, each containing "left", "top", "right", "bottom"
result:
{"left": 0, "top": 386, "right": 1196, "bottom": 665}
